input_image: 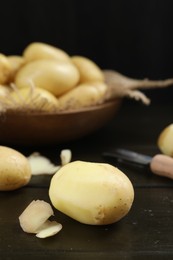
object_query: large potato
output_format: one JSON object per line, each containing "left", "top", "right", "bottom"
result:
{"left": 71, "top": 56, "right": 104, "bottom": 83}
{"left": 23, "top": 42, "right": 70, "bottom": 62}
{"left": 15, "top": 59, "right": 80, "bottom": 96}
{"left": 0, "top": 146, "right": 31, "bottom": 191}
{"left": 49, "top": 161, "right": 134, "bottom": 225}
{"left": 59, "top": 81, "right": 108, "bottom": 110}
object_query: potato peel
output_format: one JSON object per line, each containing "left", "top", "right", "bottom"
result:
{"left": 60, "top": 149, "right": 72, "bottom": 166}
{"left": 27, "top": 149, "right": 72, "bottom": 175}
{"left": 19, "top": 200, "right": 62, "bottom": 238}
{"left": 36, "top": 220, "right": 62, "bottom": 238}
{"left": 19, "top": 200, "right": 54, "bottom": 233}
{"left": 27, "top": 152, "right": 60, "bottom": 175}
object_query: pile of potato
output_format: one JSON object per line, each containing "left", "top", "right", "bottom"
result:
{"left": 0, "top": 42, "right": 108, "bottom": 113}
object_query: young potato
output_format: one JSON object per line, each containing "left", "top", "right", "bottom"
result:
{"left": 15, "top": 59, "right": 80, "bottom": 97}
{"left": 23, "top": 42, "right": 70, "bottom": 62}
{"left": 158, "top": 124, "right": 173, "bottom": 156}
{"left": 7, "top": 55, "right": 25, "bottom": 81}
{"left": 71, "top": 55, "right": 104, "bottom": 83}
{"left": 59, "top": 81, "right": 108, "bottom": 110}
{"left": 9, "top": 87, "right": 59, "bottom": 112}
{"left": 0, "top": 53, "right": 12, "bottom": 84}
{"left": 0, "top": 146, "right": 31, "bottom": 191}
{"left": 49, "top": 161, "right": 134, "bottom": 225}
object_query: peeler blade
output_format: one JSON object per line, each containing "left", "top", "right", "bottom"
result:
{"left": 102, "top": 148, "right": 152, "bottom": 169}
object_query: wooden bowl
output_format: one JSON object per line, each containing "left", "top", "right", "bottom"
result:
{"left": 0, "top": 99, "right": 121, "bottom": 146}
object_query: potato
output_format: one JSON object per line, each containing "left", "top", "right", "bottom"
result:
{"left": 7, "top": 55, "right": 25, "bottom": 81}
{"left": 71, "top": 56, "right": 104, "bottom": 83}
{"left": 49, "top": 161, "right": 134, "bottom": 225}
{"left": 0, "top": 146, "right": 31, "bottom": 191}
{"left": 15, "top": 59, "right": 80, "bottom": 96}
{"left": 158, "top": 124, "right": 173, "bottom": 156}
{"left": 9, "top": 87, "right": 59, "bottom": 112}
{"left": 23, "top": 42, "right": 70, "bottom": 62}
{"left": 59, "top": 81, "right": 108, "bottom": 110}
{"left": 0, "top": 53, "right": 12, "bottom": 84}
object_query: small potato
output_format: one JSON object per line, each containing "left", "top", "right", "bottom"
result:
{"left": 0, "top": 146, "right": 31, "bottom": 191}
{"left": 23, "top": 42, "right": 70, "bottom": 62}
{"left": 59, "top": 81, "right": 108, "bottom": 110}
{"left": 158, "top": 124, "right": 173, "bottom": 156}
{"left": 9, "top": 87, "right": 59, "bottom": 112}
{"left": 0, "top": 53, "right": 12, "bottom": 84}
{"left": 15, "top": 59, "right": 80, "bottom": 97}
{"left": 71, "top": 55, "right": 104, "bottom": 83}
{"left": 49, "top": 161, "right": 134, "bottom": 225}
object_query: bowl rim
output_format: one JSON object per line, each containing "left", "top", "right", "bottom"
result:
{"left": 1, "top": 99, "right": 121, "bottom": 117}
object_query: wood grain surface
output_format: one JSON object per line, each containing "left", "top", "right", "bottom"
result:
{"left": 0, "top": 100, "right": 173, "bottom": 259}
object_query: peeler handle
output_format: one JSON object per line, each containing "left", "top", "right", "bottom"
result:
{"left": 150, "top": 154, "right": 173, "bottom": 180}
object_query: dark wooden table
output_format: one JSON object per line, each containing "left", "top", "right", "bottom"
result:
{"left": 0, "top": 99, "right": 173, "bottom": 260}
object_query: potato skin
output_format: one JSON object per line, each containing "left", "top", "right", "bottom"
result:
{"left": 49, "top": 161, "right": 134, "bottom": 225}
{"left": 15, "top": 59, "right": 80, "bottom": 97}
{"left": 0, "top": 146, "right": 31, "bottom": 191}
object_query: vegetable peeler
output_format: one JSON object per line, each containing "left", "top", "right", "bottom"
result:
{"left": 102, "top": 148, "right": 173, "bottom": 180}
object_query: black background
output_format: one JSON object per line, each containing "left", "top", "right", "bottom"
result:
{"left": 1, "top": 0, "right": 173, "bottom": 103}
